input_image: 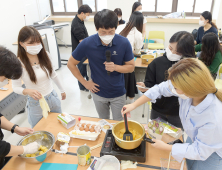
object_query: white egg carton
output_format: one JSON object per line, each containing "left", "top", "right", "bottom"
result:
{"left": 69, "top": 120, "right": 101, "bottom": 141}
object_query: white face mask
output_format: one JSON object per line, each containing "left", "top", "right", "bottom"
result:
{"left": 99, "top": 34, "right": 115, "bottom": 44}
{"left": 172, "top": 88, "right": 189, "bottom": 99}
{"left": 118, "top": 17, "right": 122, "bottom": 21}
{"left": 0, "top": 79, "right": 8, "bottom": 88}
{"left": 24, "top": 43, "right": 42, "bottom": 55}
{"left": 166, "top": 47, "right": 181, "bottom": 61}
{"left": 138, "top": 10, "right": 142, "bottom": 13}
{"left": 84, "top": 15, "right": 90, "bottom": 22}
{"left": 199, "top": 20, "right": 206, "bottom": 27}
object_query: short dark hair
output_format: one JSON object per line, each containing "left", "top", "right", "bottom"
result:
{"left": 94, "top": 9, "right": 118, "bottom": 30}
{"left": 169, "top": 31, "right": 195, "bottom": 58}
{"left": 78, "top": 4, "right": 92, "bottom": 14}
{"left": 114, "top": 8, "right": 122, "bottom": 16}
{"left": 132, "top": 2, "right": 142, "bottom": 13}
{"left": 0, "top": 46, "right": 22, "bottom": 79}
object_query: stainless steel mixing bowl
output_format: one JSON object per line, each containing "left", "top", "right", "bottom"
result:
{"left": 17, "top": 131, "right": 55, "bottom": 163}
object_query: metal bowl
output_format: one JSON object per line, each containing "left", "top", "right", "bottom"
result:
{"left": 17, "top": 131, "right": 55, "bottom": 163}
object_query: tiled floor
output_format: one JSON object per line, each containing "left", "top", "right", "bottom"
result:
{"left": 3, "top": 47, "right": 150, "bottom": 145}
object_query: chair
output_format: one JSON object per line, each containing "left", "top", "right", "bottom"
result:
{"left": 215, "top": 79, "right": 222, "bottom": 89}
{"left": 219, "top": 64, "right": 222, "bottom": 78}
{"left": 142, "top": 102, "right": 152, "bottom": 123}
{"left": 148, "top": 31, "right": 165, "bottom": 50}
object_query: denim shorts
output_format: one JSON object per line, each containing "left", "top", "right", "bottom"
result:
{"left": 27, "top": 90, "right": 62, "bottom": 128}
{"left": 186, "top": 136, "right": 222, "bottom": 170}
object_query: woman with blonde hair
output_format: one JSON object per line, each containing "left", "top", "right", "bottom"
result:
{"left": 122, "top": 58, "right": 222, "bottom": 170}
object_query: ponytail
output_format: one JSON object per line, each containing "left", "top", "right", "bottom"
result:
{"left": 201, "top": 11, "right": 217, "bottom": 30}
{"left": 215, "top": 89, "right": 222, "bottom": 102}
{"left": 211, "top": 21, "right": 218, "bottom": 30}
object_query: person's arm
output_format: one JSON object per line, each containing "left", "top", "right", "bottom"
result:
{"left": 104, "top": 39, "right": 135, "bottom": 73}
{"left": 12, "top": 78, "right": 25, "bottom": 95}
{"left": 137, "top": 59, "right": 156, "bottom": 93}
{"left": 12, "top": 76, "right": 42, "bottom": 100}
{"left": 144, "top": 60, "right": 156, "bottom": 88}
{"left": 142, "top": 18, "right": 147, "bottom": 40}
{"left": 67, "top": 57, "right": 100, "bottom": 93}
{"left": 105, "top": 59, "right": 135, "bottom": 74}
{"left": 1, "top": 115, "right": 34, "bottom": 135}
{"left": 122, "top": 80, "right": 176, "bottom": 114}
{"left": 208, "top": 51, "right": 222, "bottom": 73}
{"left": 46, "top": 52, "right": 66, "bottom": 100}
{"left": 6, "top": 145, "right": 23, "bottom": 156}
{"left": 7, "top": 142, "right": 40, "bottom": 157}
{"left": 72, "top": 26, "right": 85, "bottom": 42}
{"left": 142, "top": 24, "right": 146, "bottom": 40}
{"left": 1, "top": 116, "right": 15, "bottom": 131}
{"left": 172, "top": 122, "right": 222, "bottom": 163}
{"left": 195, "top": 44, "right": 202, "bottom": 52}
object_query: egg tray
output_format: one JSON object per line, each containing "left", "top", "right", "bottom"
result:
{"left": 69, "top": 120, "right": 101, "bottom": 141}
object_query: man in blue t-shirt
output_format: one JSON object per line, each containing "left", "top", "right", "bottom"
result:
{"left": 68, "top": 9, "right": 135, "bottom": 120}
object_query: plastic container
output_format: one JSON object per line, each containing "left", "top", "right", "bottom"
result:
{"left": 100, "top": 155, "right": 120, "bottom": 170}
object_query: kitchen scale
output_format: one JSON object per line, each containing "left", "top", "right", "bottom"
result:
{"left": 100, "top": 130, "right": 146, "bottom": 163}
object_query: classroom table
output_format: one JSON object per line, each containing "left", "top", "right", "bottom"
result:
{"left": 3, "top": 112, "right": 186, "bottom": 170}
{"left": 0, "top": 80, "right": 27, "bottom": 120}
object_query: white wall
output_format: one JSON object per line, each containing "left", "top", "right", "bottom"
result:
{"left": 1, "top": 0, "right": 222, "bottom": 54}
{"left": 107, "top": 0, "right": 136, "bottom": 20}
{"left": 216, "top": 0, "right": 222, "bottom": 29}
{"left": 0, "top": 0, "right": 50, "bottom": 54}
{"left": 37, "top": 0, "right": 51, "bottom": 20}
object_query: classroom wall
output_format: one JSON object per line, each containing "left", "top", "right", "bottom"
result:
{"left": 0, "top": 0, "right": 50, "bottom": 54}
{"left": 1, "top": 0, "right": 222, "bottom": 56}
{"left": 216, "top": 0, "right": 222, "bottom": 29}
{"left": 54, "top": 0, "right": 222, "bottom": 49}
{"left": 107, "top": 0, "right": 137, "bottom": 19}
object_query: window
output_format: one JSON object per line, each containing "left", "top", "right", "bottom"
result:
{"left": 177, "top": 0, "right": 194, "bottom": 13}
{"left": 194, "top": 0, "right": 213, "bottom": 13}
{"left": 82, "top": 0, "right": 96, "bottom": 12}
{"left": 65, "top": 0, "right": 78, "bottom": 12}
{"left": 156, "top": 0, "right": 173, "bottom": 12}
{"left": 97, "top": 0, "right": 107, "bottom": 11}
{"left": 50, "top": 0, "right": 103, "bottom": 15}
{"left": 52, "top": 0, "right": 65, "bottom": 12}
{"left": 141, "top": 0, "right": 155, "bottom": 12}
{"left": 139, "top": 0, "right": 214, "bottom": 17}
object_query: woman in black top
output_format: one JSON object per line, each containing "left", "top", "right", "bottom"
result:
{"left": 114, "top": 8, "right": 125, "bottom": 25}
{"left": 0, "top": 46, "right": 40, "bottom": 168}
{"left": 137, "top": 31, "right": 195, "bottom": 128}
{"left": 195, "top": 11, "right": 218, "bottom": 45}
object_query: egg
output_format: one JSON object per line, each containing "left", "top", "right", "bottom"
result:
{"left": 91, "top": 124, "right": 96, "bottom": 128}
{"left": 81, "top": 123, "right": 86, "bottom": 127}
{"left": 80, "top": 127, "right": 84, "bottom": 131}
{"left": 86, "top": 124, "right": 91, "bottom": 128}
{"left": 90, "top": 127, "right": 95, "bottom": 132}
{"left": 85, "top": 127, "right": 89, "bottom": 132}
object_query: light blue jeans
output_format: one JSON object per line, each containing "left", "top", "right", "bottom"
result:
{"left": 27, "top": 90, "right": 62, "bottom": 128}
{"left": 186, "top": 137, "right": 222, "bottom": 170}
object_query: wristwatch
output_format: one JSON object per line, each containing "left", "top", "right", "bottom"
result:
{"left": 11, "top": 124, "right": 19, "bottom": 133}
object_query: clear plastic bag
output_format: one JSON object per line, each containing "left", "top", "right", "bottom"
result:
{"left": 160, "top": 158, "right": 186, "bottom": 170}
{"left": 146, "top": 117, "right": 184, "bottom": 143}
